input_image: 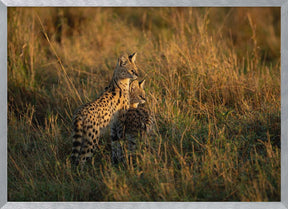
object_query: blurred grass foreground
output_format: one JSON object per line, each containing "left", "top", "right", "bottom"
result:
{"left": 8, "top": 7, "right": 280, "bottom": 201}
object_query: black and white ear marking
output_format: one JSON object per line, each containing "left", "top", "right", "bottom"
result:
{"left": 118, "top": 55, "right": 127, "bottom": 67}
{"left": 139, "top": 79, "right": 145, "bottom": 89}
{"left": 130, "top": 80, "right": 138, "bottom": 93}
{"left": 129, "top": 52, "right": 137, "bottom": 63}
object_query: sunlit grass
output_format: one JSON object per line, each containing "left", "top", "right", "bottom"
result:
{"left": 8, "top": 7, "right": 280, "bottom": 201}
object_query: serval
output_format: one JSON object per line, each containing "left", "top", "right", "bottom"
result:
{"left": 71, "top": 52, "right": 139, "bottom": 166}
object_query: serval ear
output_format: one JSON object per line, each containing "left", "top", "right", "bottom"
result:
{"left": 118, "top": 55, "right": 127, "bottom": 67}
{"left": 128, "top": 52, "right": 137, "bottom": 63}
{"left": 129, "top": 80, "right": 138, "bottom": 93}
{"left": 139, "top": 79, "right": 145, "bottom": 89}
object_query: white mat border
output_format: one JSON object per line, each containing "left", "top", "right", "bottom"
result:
{"left": 1, "top": 0, "right": 287, "bottom": 7}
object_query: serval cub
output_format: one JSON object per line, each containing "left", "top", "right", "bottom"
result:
{"left": 71, "top": 52, "right": 139, "bottom": 166}
{"left": 111, "top": 79, "right": 154, "bottom": 164}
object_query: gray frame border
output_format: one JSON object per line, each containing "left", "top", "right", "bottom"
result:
{"left": 1, "top": 0, "right": 287, "bottom": 208}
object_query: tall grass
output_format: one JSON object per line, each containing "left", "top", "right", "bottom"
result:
{"left": 8, "top": 7, "right": 280, "bottom": 201}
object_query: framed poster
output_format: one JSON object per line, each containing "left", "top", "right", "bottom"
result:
{"left": 1, "top": 0, "right": 287, "bottom": 208}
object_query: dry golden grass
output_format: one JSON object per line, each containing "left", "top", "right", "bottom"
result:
{"left": 8, "top": 7, "right": 280, "bottom": 201}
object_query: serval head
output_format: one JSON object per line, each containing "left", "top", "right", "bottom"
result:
{"left": 114, "top": 52, "right": 139, "bottom": 81}
{"left": 129, "top": 79, "right": 146, "bottom": 108}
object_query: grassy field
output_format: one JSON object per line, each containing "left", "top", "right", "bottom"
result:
{"left": 8, "top": 7, "right": 280, "bottom": 201}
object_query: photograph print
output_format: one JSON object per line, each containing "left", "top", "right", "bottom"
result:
{"left": 8, "top": 7, "right": 280, "bottom": 201}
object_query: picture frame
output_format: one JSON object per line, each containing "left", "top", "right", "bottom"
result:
{"left": 1, "top": 0, "right": 287, "bottom": 208}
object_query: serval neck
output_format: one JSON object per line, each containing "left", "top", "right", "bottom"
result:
{"left": 112, "top": 78, "right": 130, "bottom": 93}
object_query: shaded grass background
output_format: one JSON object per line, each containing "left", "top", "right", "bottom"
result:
{"left": 8, "top": 7, "right": 280, "bottom": 201}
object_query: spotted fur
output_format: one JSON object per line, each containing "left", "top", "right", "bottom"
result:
{"left": 111, "top": 79, "right": 154, "bottom": 164}
{"left": 71, "top": 53, "right": 139, "bottom": 166}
